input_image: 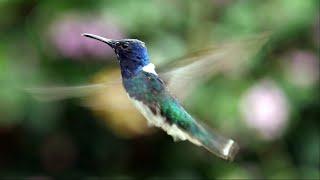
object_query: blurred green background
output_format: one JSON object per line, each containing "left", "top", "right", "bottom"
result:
{"left": 0, "top": 0, "right": 319, "bottom": 179}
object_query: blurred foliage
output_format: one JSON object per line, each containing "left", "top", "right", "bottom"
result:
{"left": 0, "top": 0, "right": 319, "bottom": 179}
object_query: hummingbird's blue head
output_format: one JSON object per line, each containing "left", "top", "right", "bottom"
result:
{"left": 83, "top": 33, "right": 150, "bottom": 78}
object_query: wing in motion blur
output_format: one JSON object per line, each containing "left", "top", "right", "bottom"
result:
{"left": 159, "top": 33, "right": 270, "bottom": 100}
{"left": 26, "top": 81, "right": 121, "bottom": 101}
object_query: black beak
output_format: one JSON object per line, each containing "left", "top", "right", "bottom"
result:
{"left": 82, "top": 33, "right": 117, "bottom": 48}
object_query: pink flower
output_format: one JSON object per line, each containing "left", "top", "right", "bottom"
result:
{"left": 284, "top": 51, "right": 319, "bottom": 88}
{"left": 240, "top": 80, "right": 290, "bottom": 140}
{"left": 49, "top": 13, "right": 125, "bottom": 60}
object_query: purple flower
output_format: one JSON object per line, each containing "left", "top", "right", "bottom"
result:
{"left": 284, "top": 51, "right": 319, "bottom": 88}
{"left": 49, "top": 13, "right": 125, "bottom": 60}
{"left": 240, "top": 80, "right": 290, "bottom": 140}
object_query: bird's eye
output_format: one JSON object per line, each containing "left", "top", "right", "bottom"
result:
{"left": 121, "top": 43, "right": 129, "bottom": 49}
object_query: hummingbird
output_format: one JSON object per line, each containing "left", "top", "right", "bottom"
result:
{"left": 81, "top": 33, "right": 239, "bottom": 161}
{"left": 28, "top": 32, "right": 268, "bottom": 161}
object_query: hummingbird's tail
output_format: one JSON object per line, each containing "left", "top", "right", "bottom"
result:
{"left": 191, "top": 122, "right": 239, "bottom": 161}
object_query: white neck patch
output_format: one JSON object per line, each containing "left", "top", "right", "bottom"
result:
{"left": 142, "top": 63, "right": 157, "bottom": 75}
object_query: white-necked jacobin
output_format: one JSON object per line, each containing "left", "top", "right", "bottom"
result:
{"left": 82, "top": 33, "right": 239, "bottom": 161}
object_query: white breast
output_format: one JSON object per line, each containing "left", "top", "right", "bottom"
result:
{"left": 142, "top": 63, "right": 157, "bottom": 75}
{"left": 128, "top": 96, "right": 201, "bottom": 146}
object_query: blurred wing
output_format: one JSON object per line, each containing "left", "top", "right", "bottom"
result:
{"left": 159, "top": 33, "right": 270, "bottom": 100}
{"left": 26, "top": 80, "right": 121, "bottom": 102}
